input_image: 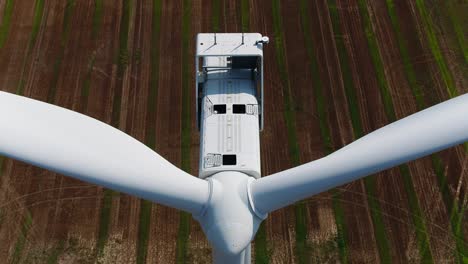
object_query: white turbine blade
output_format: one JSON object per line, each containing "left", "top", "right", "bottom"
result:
{"left": 251, "top": 93, "right": 468, "bottom": 214}
{"left": 0, "top": 91, "right": 209, "bottom": 215}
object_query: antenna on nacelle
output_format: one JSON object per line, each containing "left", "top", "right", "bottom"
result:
{"left": 214, "top": 33, "right": 217, "bottom": 45}
{"left": 241, "top": 32, "right": 244, "bottom": 45}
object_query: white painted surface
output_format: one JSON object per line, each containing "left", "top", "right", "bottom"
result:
{"left": 196, "top": 33, "right": 265, "bottom": 57}
{"left": 0, "top": 91, "right": 210, "bottom": 215}
{"left": 251, "top": 93, "right": 468, "bottom": 214}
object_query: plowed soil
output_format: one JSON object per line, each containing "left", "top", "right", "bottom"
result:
{"left": 0, "top": 0, "right": 465, "bottom": 263}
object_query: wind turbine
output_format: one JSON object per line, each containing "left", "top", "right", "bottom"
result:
{"left": 0, "top": 33, "right": 467, "bottom": 264}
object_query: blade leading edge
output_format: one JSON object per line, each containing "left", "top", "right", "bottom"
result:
{"left": 251, "top": 93, "right": 468, "bottom": 214}
{"left": 0, "top": 91, "right": 209, "bottom": 215}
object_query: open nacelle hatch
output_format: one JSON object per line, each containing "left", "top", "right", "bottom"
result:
{"left": 195, "top": 33, "right": 267, "bottom": 131}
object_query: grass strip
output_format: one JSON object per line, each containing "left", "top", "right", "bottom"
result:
{"left": 16, "top": 0, "right": 45, "bottom": 96}
{"left": 240, "top": 0, "right": 249, "bottom": 32}
{"left": 0, "top": 156, "right": 3, "bottom": 181}
{"left": 46, "top": 0, "right": 76, "bottom": 104}
{"left": 356, "top": 1, "right": 434, "bottom": 262}
{"left": 136, "top": 199, "right": 152, "bottom": 264}
{"left": 1, "top": 0, "right": 44, "bottom": 259}
{"left": 414, "top": 0, "right": 458, "bottom": 98}
{"left": 254, "top": 222, "right": 269, "bottom": 264}
{"left": 11, "top": 211, "right": 33, "bottom": 264}
{"left": 211, "top": 0, "right": 220, "bottom": 33}
{"left": 298, "top": 0, "right": 348, "bottom": 262}
{"left": 78, "top": 1, "right": 103, "bottom": 112}
{"left": 136, "top": 1, "right": 162, "bottom": 263}
{"left": 111, "top": 0, "right": 131, "bottom": 126}
{"left": 91, "top": 0, "right": 103, "bottom": 39}
{"left": 96, "top": 189, "right": 114, "bottom": 257}
{"left": 271, "top": 1, "right": 308, "bottom": 263}
{"left": 444, "top": 1, "right": 468, "bottom": 64}
{"left": 96, "top": 0, "right": 132, "bottom": 259}
{"left": 432, "top": 157, "right": 468, "bottom": 262}
{"left": 79, "top": 54, "right": 96, "bottom": 112}
{"left": 327, "top": 1, "right": 392, "bottom": 263}
{"left": 385, "top": 1, "right": 466, "bottom": 261}
{"left": 46, "top": 240, "right": 65, "bottom": 264}
{"left": 0, "top": 0, "right": 13, "bottom": 49}
{"left": 384, "top": 0, "right": 425, "bottom": 109}
{"left": 175, "top": 0, "right": 192, "bottom": 263}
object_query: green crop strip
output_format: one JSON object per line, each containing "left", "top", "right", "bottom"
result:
{"left": 46, "top": 240, "right": 65, "bottom": 264}
{"left": 80, "top": 0, "right": 103, "bottom": 112}
{"left": 144, "top": 0, "right": 162, "bottom": 163}
{"left": 96, "top": 0, "right": 132, "bottom": 260}
{"left": 328, "top": 0, "right": 392, "bottom": 263}
{"left": 16, "top": 0, "right": 45, "bottom": 96}
{"left": 384, "top": 0, "right": 425, "bottom": 109}
{"left": 136, "top": 199, "right": 152, "bottom": 264}
{"left": 415, "top": 0, "right": 458, "bottom": 98}
{"left": 444, "top": 1, "right": 468, "bottom": 64}
{"left": 47, "top": 0, "right": 76, "bottom": 104}
{"left": 1, "top": 1, "right": 44, "bottom": 259}
{"left": 96, "top": 189, "right": 113, "bottom": 257}
{"left": 136, "top": 1, "right": 162, "bottom": 263}
{"left": 111, "top": 0, "right": 131, "bottom": 126}
{"left": 298, "top": 0, "right": 347, "bottom": 262}
{"left": 175, "top": 0, "right": 192, "bottom": 263}
{"left": 11, "top": 211, "right": 32, "bottom": 264}
{"left": 211, "top": 0, "right": 220, "bottom": 32}
{"left": 0, "top": 0, "right": 13, "bottom": 188}
{"left": 385, "top": 1, "right": 466, "bottom": 262}
{"left": 92, "top": 0, "right": 103, "bottom": 39}
{"left": 271, "top": 1, "right": 309, "bottom": 263}
{"left": 0, "top": 0, "right": 14, "bottom": 49}
{"left": 240, "top": 0, "right": 249, "bottom": 32}
{"left": 79, "top": 54, "right": 96, "bottom": 112}
{"left": 432, "top": 157, "right": 468, "bottom": 262}
{"left": 254, "top": 222, "right": 269, "bottom": 264}
{"left": 356, "top": 1, "right": 434, "bottom": 262}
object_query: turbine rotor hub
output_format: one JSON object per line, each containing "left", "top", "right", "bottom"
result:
{"left": 194, "top": 171, "right": 265, "bottom": 255}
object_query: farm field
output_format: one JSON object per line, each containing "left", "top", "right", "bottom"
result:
{"left": 0, "top": 0, "right": 466, "bottom": 263}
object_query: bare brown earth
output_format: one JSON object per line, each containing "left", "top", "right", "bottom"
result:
{"left": 280, "top": 1, "right": 340, "bottom": 262}
{"left": 366, "top": 0, "right": 457, "bottom": 262}
{"left": 0, "top": 0, "right": 466, "bottom": 263}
